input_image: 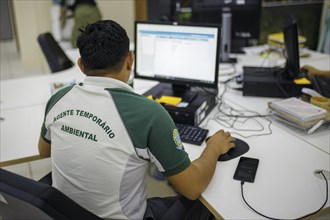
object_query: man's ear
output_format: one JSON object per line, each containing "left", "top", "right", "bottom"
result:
{"left": 77, "top": 57, "right": 85, "bottom": 73}
{"left": 127, "top": 52, "right": 134, "bottom": 71}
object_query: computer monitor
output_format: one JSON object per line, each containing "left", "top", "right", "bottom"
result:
{"left": 134, "top": 21, "right": 220, "bottom": 100}
{"left": 147, "top": 0, "right": 176, "bottom": 22}
{"left": 283, "top": 15, "right": 301, "bottom": 79}
{"left": 191, "top": 0, "right": 261, "bottom": 53}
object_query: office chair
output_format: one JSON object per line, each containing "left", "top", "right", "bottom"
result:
{"left": 0, "top": 168, "right": 102, "bottom": 220}
{"left": 37, "top": 32, "right": 74, "bottom": 73}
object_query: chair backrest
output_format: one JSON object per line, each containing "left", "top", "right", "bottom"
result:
{"left": 37, "top": 32, "right": 74, "bottom": 73}
{"left": 0, "top": 168, "right": 102, "bottom": 220}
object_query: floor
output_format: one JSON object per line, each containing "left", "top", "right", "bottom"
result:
{"left": 0, "top": 39, "right": 177, "bottom": 198}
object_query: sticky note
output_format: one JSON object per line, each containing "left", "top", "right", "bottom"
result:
{"left": 156, "top": 96, "right": 182, "bottom": 106}
{"left": 294, "top": 77, "right": 311, "bottom": 84}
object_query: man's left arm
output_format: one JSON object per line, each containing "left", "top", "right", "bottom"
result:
{"left": 38, "top": 137, "right": 51, "bottom": 158}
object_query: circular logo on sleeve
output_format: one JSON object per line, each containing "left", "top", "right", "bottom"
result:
{"left": 173, "top": 129, "right": 183, "bottom": 150}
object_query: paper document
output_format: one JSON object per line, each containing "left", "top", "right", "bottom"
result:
{"left": 270, "top": 97, "right": 327, "bottom": 122}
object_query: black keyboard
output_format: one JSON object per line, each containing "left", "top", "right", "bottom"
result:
{"left": 175, "top": 123, "right": 209, "bottom": 146}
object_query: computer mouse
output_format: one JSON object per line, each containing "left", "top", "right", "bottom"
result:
{"left": 218, "top": 138, "right": 250, "bottom": 161}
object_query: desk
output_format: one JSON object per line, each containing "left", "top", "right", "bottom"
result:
{"left": 1, "top": 105, "right": 44, "bottom": 163}
{"left": 220, "top": 49, "right": 330, "bottom": 154}
{"left": 0, "top": 49, "right": 85, "bottom": 164}
{"left": 194, "top": 98, "right": 329, "bottom": 219}
{"left": 1, "top": 48, "right": 329, "bottom": 219}
{"left": 197, "top": 49, "right": 330, "bottom": 218}
{"left": 0, "top": 72, "right": 86, "bottom": 165}
{"left": 0, "top": 68, "right": 84, "bottom": 111}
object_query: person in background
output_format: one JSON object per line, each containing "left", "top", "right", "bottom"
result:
{"left": 60, "top": 0, "right": 102, "bottom": 48}
{"left": 51, "top": 0, "right": 62, "bottom": 41}
{"left": 38, "top": 20, "right": 235, "bottom": 219}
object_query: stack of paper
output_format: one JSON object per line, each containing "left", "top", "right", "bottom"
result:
{"left": 268, "top": 97, "right": 327, "bottom": 128}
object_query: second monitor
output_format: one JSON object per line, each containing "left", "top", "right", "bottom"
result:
{"left": 191, "top": 0, "right": 261, "bottom": 54}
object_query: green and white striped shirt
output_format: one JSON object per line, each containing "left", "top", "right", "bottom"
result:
{"left": 41, "top": 76, "right": 191, "bottom": 219}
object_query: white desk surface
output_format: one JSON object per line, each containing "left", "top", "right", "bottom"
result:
{"left": 1, "top": 105, "right": 45, "bottom": 162}
{"left": 1, "top": 48, "right": 329, "bottom": 219}
{"left": 219, "top": 49, "right": 330, "bottom": 154}
{"left": 191, "top": 98, "right": 330, "bottom": 219}
{"left": 221, "top": 88, "right": 330, "bottom": 154}
{"left": 0, "top": 69, "right": 84, "bottom": 110}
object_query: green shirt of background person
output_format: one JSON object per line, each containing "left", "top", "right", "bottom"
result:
{"left": 60, "top": 0, "right": 102, "bottom": 48}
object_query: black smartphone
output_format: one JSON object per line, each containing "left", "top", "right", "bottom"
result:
{"left": 233, "top": 157, "right": 259, "bottom": 183}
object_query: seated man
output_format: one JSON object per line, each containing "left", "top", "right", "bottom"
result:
{"left": 38, "top": 20, "right": 235, "bottom": 220}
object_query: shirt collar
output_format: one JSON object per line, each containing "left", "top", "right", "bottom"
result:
{"left": 82, "top": 76, "right": 134, "bottom": 92}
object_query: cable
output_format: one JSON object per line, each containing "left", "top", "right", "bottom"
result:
{"left": 217, "top": 84, "right": 272, "bottom": 118}
{"left": 240, "top": 170, "right": 329, "bottom": 220}
{"left": 230, "top": 118, "right": 273, "bottom": 139}
{"left": 203, "top": 109, "right": 273, "bottom": 139}
{"left": 200, "top": 83, "right": 274, "bottom": 138}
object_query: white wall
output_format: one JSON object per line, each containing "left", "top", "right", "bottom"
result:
{"left": 12, "top": 0, "right": 136, "bottom": 74}
{"left": 97, "top": 0, "right": 135, "bottom": 41}
{"left": 13, "top": 0, "right": 52, "bottom": 72}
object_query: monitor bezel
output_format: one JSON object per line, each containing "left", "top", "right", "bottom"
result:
{"left": 134, "top": 20, "right": 221, "bottom": 89}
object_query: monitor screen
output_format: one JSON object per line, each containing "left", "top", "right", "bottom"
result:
{"left": 134, "top": 21, "right": 220, "bottom": 90}
{"left": 191, "top": 0, "right": 261, "bottom": 53}
{"left": 283, "top": 15, "right": 300, "bottom": 79}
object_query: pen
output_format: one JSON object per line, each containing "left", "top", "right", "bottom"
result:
{"left": 307, "top": 119, "right": 324, "bottom": 135}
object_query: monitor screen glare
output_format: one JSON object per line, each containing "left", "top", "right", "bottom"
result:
{"left": 135, "top": 22, "right": 220, "bottom": 88}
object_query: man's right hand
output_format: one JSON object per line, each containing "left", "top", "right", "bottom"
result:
{"left": 206, "top": 129, "right": 236, "bottom": 156}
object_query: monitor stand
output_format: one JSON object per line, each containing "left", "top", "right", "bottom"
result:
{"left": 220, "top": 10, "right": 232, "bottom": 63}
{"left": 220, "top": 10, "right": 238, "bottom": 64}
{"left": 147, "top": 83, "right": 197, "bottom": 103}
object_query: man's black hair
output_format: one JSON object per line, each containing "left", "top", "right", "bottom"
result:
{"left": 76, "top": 20, "right": 129, "bottom": 75}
